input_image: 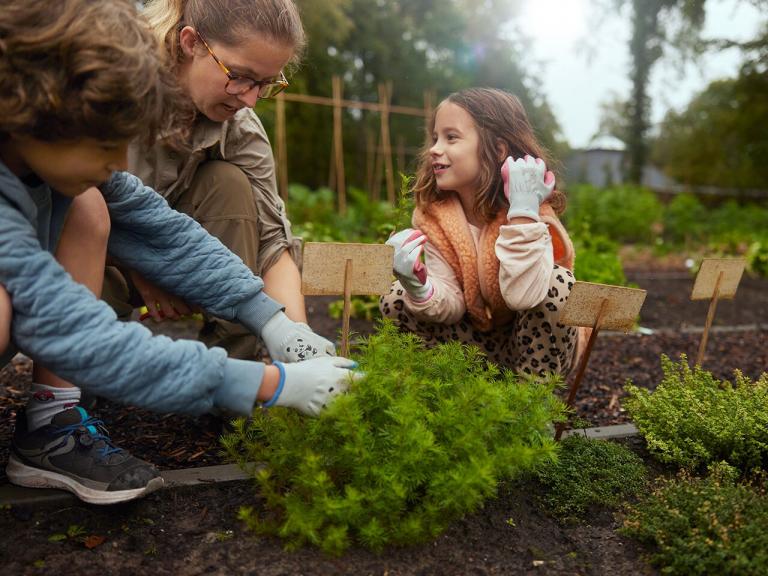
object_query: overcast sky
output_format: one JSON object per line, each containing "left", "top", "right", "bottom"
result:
{"left": 517, "top": 0, "right": 763, "bottom": 149}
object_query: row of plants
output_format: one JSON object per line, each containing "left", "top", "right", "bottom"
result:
{"left": 564, "top": 184, "right": 768, "bottom": 276}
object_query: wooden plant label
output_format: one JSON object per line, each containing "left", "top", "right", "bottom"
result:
{"left": 555, "top": 282, "right": 647, "bottom": 441}
{"left": 691, "top": 258, "right": 746, "bottom": 366}
{"left": 301, "top": 242, "right": 393, "bottom": 356}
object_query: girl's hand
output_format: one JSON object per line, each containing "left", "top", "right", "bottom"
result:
{"left": 386, "top": 229, "right": 434, "bottom": 302}
{"left": 129, "top": 270, "right": 193, "bottom": 322}
{"left": 501, "top": 155, "right": 555, "bottom": 222}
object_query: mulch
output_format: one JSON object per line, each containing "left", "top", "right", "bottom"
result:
{"left": 1, "top": 270, "right": 766, "bottom": 477}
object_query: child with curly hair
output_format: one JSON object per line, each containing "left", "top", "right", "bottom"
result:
{"left": 381, "top": 88, "right": 582, "bottom": 376}
{"left": 0, "top": 0, "right": 356, "bottom": 505}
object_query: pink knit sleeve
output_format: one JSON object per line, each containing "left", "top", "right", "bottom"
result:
{"left": 495, "top": 221, "right": 554, "bottom": 311}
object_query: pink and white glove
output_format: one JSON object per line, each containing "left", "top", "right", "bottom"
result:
{"left": 501, "top": 155, "right": 555, "bottom": 222}
{"left": 386, "top": 228, "right": 434, "bottom": 302}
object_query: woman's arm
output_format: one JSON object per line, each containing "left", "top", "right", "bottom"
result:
{"left": 261, "top": 249, "right": 307, "bottom": 323}
{"left": 0, "top": 283, "right": 11, "bottom": 355}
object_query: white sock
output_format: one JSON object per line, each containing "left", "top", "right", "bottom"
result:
{"left": 26, "top": 383, "right": 81, "bottom": 431}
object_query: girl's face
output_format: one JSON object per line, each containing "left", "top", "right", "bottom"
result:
{"left": 429, "top": 102, "right": 482, "bottom": 197}
{"left": 7, "top": 137, "right": 129, "bottom": 197}
{"left": 178, "top": 27, "right": 294, "bottom": 123}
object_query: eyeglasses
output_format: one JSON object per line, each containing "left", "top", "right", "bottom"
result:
{"left": 195, "top": 30, "right": 289, "bottom": 99}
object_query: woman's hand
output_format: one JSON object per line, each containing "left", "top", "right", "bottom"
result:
{"left": 129, "top": 270, "right": 193, "bottom": 322}
{"left": 501, "top": 155, "right": 555, "bottom": 222}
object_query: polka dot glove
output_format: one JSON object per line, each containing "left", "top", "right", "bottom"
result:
{"left": 261, "top": 311, "right": 336, "bottom": 363}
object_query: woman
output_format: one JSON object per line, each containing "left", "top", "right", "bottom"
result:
{"left": 105, "top": 0, "right": 308, "bottom": 360}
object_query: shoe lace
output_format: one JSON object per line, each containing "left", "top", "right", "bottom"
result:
{"left": 57, "top": 417, "right": 124, "bottom": 458}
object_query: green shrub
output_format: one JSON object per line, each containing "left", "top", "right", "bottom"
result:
{"left": 662, "top": 193, "right": 708, "bottom": 246}
{"left": 622, "top": 463, "right": 768, "bottom": 576}
{"left": 571, "top": 225, "right": 628, "bottom": 286}
{"left": 564, "top": 184, "right": 663, "bottom": 244}
{"left": 221, "top": 321, "right": 566, "bottom": 555}
{"left": 535, "top": 435, "right": 646, "bottom": 521}
{"left": 625, "top": 356, "right": 768, "bottom": 472}
{"left": 746, "top": 240, "right": 768, "bottom": 277}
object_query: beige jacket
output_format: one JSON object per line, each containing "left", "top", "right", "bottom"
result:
{"left": 127, "top": 108, "right": 294, "bottom": 273}
{"left": 404, "top": 220, "right": 558, "bottom": 325}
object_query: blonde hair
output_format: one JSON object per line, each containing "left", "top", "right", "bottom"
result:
{"left": 0, "top": 0, "right": 181, "bottom": 143}
{"left": 143, "top": 0, "right": 306, "bottom": 73}
{"left": 413, "top": 88, "right": 565, "bottom": 221}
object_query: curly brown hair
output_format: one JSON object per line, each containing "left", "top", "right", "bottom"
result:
{"left": 0, "top": 0, "right": 182, "bottom": 143}
{"left": 413, "top": 88, "right": 565, "bottom": 222}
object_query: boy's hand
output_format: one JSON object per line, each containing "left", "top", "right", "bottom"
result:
{"left": 130, "top": 270, "right": 193, "bottom": 322}
{"left": 261, "top": 311, "right": 336, "bottom": 362}
{"left": 386, "top": 228, "right": 434, "bottom": 302}
{"left": 501, "top": 155, "right": 555, "bottom": 222}
{"left": 264, "top": 356, "right": 362, "bottom": 416}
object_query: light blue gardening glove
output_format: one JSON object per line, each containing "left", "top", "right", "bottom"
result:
{"left": 261, "top": 311, "right": 336, "bottom": 362}
{"left": 501, "top": 155, "right": 556, "bottom": 222}
{"left": 386, "top": 228, "right": 434, "bottom": 302}
{"left": 263, "top": 356, "right": 362, "bottom": 416}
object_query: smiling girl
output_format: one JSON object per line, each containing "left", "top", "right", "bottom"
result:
{"left": 104, "top": 0, "right": 307, "bottom": 360}
{"left": 381, "top": 88, "right": 581, "bottom": 377}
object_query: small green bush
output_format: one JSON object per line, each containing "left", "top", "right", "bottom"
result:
{"left": 662, "top": 193, "right": 708, "bottom": 246}
{"left": 535, "top": 435, "right": 646, "bottom": 521}
{"left": 571, "top": 225, "right": 628, "bottom": 286}
{"left": 622, "top": 463, "right": 768, "bottom": 576}
{"left": 625, "top": 356, "right": 768, "bottom": 472}
{"left": 222, "top": 321, "right": 565, "bottom": 555}
{"left": 564, "top": 184, "right": 663, "bottom": 244}
{"left": 746, "top": 240, "right": 768, "bottom": 277}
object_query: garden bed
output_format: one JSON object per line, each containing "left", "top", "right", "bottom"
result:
{"left": 1, "top": 271, "right": 767, "bottom": 476}
{"left": 1, "top": 269, "right": 765, "bottom": 574}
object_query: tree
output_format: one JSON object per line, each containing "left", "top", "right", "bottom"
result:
{"left": 652, "top": 69, "right": 768, "bottom": 189}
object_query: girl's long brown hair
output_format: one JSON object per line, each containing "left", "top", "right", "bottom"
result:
{"left": 413, "top": 88, "right": 565, "bottom": 222}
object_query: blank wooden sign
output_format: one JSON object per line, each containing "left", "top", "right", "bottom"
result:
{"left": 691, "top": 258, "right": 745, "bottom": 301}
{"left": 301, "top": 242, "right": 393, "bottom": 296}
{"left": 560, "top": 282, "right": 647, "bottom": 332}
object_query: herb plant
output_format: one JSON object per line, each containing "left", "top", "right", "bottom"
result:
{"left": 622, "top": 463, "right": 768, "bottom": 576}
{"left": 535, "top": 435, "right": 646, "bottom": 521}
{"left": 222, "top": 321, "right": 565, "bottom": 555}
{"left": 625, "top": 355, "right": 768, "bottom": 472}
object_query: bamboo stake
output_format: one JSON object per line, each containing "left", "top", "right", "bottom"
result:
{"left": 378, "top": 82, "right": 395, "bottom": 204}
{"left": 332, "top": 75, "right": 346, "bottom": 214}
{"left": 275, "top": 93, "right": 288, "bottom": 200}
{"left": 366, "top": 129, "right": 375, "bottom": 200}
{"left": 341, "top": 259, "right": 353, "bottom": 357}
{"left": 555, "top": 299, "right": 608, "bottom": 442}
{"left": 696, "top": 271, "right": 723, "bottom": 366}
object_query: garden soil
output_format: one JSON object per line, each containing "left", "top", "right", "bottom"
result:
{"left": 0, "top": 270, "right": 765, "bottom": 575}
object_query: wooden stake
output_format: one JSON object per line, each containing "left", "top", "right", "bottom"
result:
{"left": 332, "top": 75, "right": 346, "bottom": 214}
{"left": 275, "top": 93, "right": 288, "bottom": 200}
{"left": 366, "top": 129, "right": 375, "bottom": 199}
{"left": 555, "top": 298, "right": 607, "bottom": 442}
{"left": 341, "top": 258, "right": 353, "bottom": 357}
{"left": 696, "top": 270, "right": 723, "bottom": 366}
{"left": 378, "top": 83, "right": 395, "bottom": 204}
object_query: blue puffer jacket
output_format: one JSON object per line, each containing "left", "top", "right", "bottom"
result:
{"left": 0, "top": 163, "right": 283, "bottom": 416}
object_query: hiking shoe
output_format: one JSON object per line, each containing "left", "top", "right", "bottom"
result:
{"left": 6, "top": 407, "right": 164, "bottom": 505}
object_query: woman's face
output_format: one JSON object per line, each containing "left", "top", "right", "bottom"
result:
{"left": 178, "top": 27, "right": 294, "bottom": 122}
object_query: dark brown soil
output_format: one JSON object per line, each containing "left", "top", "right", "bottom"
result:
{"left": 0, "top": 472, "right": 655, "bottom": 576}
{"left": 1, "top": 270, "right": 765, "bottom": 575}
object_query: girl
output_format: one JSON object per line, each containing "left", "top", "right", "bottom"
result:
{"left": 380, "top": 88, "right": 581, "bottom": 377}
{"left": 103, "top": 0, "right": 307, "bottom": 361}
{"left": 1, "top": 0, "right": 356, "bottom": 505}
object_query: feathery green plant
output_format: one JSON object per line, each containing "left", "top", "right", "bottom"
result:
{"left": 625, "top": 355, "right": 768, "bottom": 472}
{"left": 221, "top": 320, "right": 565, "bottom": 555}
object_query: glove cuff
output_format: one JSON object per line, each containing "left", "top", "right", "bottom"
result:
{"left": 506, "top": 207, "right": 542, "bottom": 222}
{"left": 407, "top": 279, "right": 434, "bottom": 303}
{"left": 262, "top": 361, "right": 286, "bottom": 408}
